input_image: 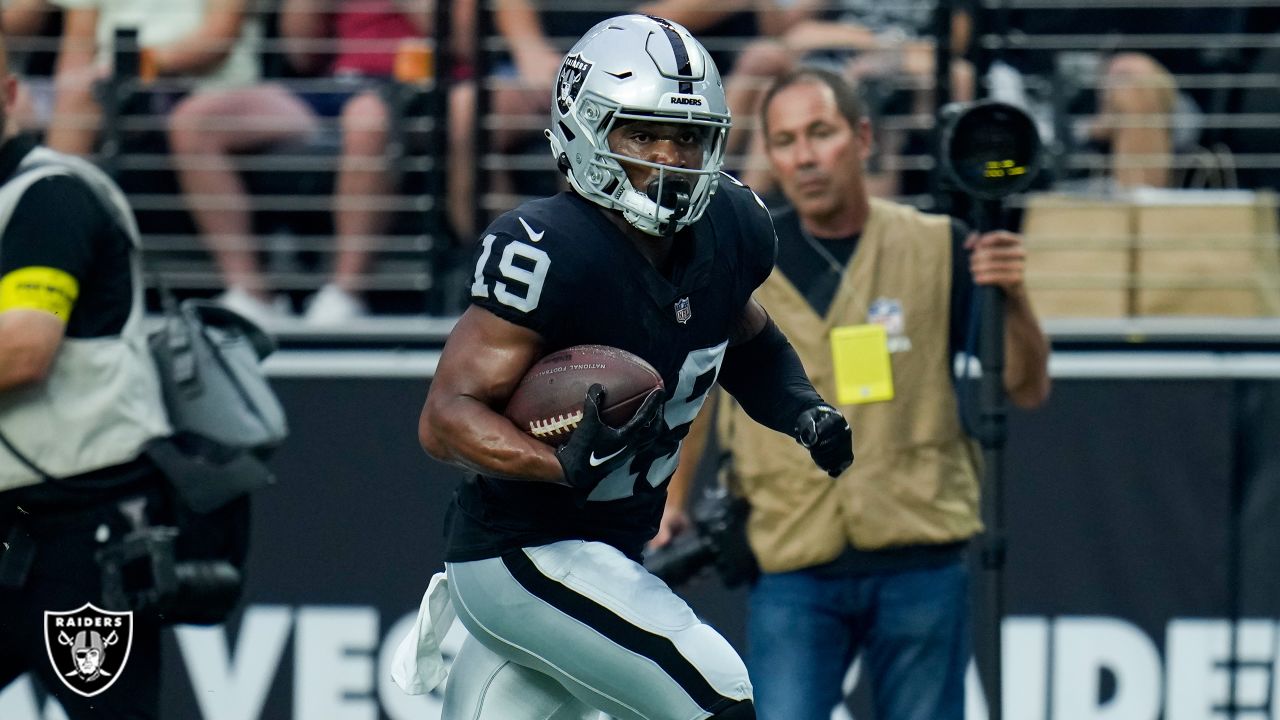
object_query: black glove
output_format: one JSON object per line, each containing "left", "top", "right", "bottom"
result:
{"left": 794, "top": 404, "right": 853, "bottom": 478}
{"left": 556, "top": 384, "right": 665, "bottom": 494}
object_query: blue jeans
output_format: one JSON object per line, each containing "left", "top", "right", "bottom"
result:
{"left": 747, "top": 560, "right": 970, "bottom": 720}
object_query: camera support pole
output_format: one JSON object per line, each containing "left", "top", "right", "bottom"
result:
{"left": 974, "top": 198, "right": 1008, "bottom": 720}
{"left": 937, "top": 97, "right": 1040, "bottom": 720}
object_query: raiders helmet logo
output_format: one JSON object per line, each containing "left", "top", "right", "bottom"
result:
{"left": 44, "top": 603, "right": 133, "bottom": 697}
{"left": 557, "top": 53, "right": 593, "bottom": 116}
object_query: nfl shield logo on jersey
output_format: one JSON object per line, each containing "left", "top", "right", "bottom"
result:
{"left": 44, "top": 603, "right": 133, "bottom": 697}
{"left": 556, "top": 53, "right": 593, "bottom": 116}
{"left": 674, "top": 297, "right": 692, "bottom": 324}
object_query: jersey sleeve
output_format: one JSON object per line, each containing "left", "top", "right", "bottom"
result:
{"left": 0, "top": 175, "right": 106, "bottom": 320}
{"left": 743, "top": 189, "right": 778, "bottom": 290}
{"left": 721, "top": 174, "right": 778, "bottom": 291}
{"left": 465, "top": 214, "right": 570, "bottom": 337}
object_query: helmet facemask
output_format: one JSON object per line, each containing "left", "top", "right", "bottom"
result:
{"left": 588, "top": 108, "right": 728, "bottom": 237}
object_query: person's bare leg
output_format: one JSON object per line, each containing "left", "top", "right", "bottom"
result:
{"left": 46, "top": 63, "right": 100, "bottom": 156}
{"left": 483, "top": 81, "right": 546, "bottom": 221}
{"left": 447, "top": 81, "right": 477, "bottom": 242}
{"left": 332, "top": 90, "right": 392, "bottom": 292}
{"left": 167, "top": 85, "right": 318, "bottom": 298}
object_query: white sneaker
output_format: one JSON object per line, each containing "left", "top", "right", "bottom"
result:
{"left": 303, "top": 284, "right": 367, "bottom": 326}
{"left": 216, "top": 286, "right": 292, "bottom": 328}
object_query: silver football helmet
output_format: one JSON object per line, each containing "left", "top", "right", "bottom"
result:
{"left": 546, "top": 15, "right": 731, "bottom": 236}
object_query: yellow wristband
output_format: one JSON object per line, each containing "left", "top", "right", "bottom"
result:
{"left": 0, "top": 266, "right": 79, "bottom": 321}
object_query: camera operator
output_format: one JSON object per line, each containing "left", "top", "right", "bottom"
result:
{"left": 659, "top": 67, "right": 1050, "bottom": 720}
{"left": 0, "top": 30, "right": 174, "bottom": 716}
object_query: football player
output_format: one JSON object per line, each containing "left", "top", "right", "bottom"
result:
{"left": 416, "top": 15, "right": 853, "bottom": 720}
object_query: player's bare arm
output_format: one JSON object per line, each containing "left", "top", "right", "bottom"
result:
{"left": 0, "top": 259, "right": 75, "bottom": 390}
{"left": 418, "top": 305, "right": 565, "bottom": 483}
{"left": 0, "top": 309, "right": 64, "bottom": 390}
{"left": 148, "top": 0, "right": 250, "bottom": 76}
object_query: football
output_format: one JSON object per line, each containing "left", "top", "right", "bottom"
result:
{"left": 504, "top": 345, "right": 665, "bottom": 446}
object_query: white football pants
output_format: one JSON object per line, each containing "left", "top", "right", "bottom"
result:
{"left": 443, "top": 540, "right": 752, "bottom": 720}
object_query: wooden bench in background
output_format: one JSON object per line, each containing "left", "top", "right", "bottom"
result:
{"left": 1021, "top": 190, "right": 1280, "bottom": 318}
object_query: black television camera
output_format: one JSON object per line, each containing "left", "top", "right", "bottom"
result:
{"left": 97, "top": 526, "right": 242, "bottom": 625}
{"left": 96, "top": 495, "right": 250, "bottom": 625}
{"left": 644, "top": 484, "right": 758, "bottom": 589}
{"left": 937, "top": 100, "right": 1043, "bottom": 200}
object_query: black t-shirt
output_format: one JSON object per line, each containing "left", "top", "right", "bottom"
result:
{"left": 445, "top": 180, "right": 776, "bottom": 563}
{"left": 770, "top": 205, "right": 975, "bottom": 359}
{"left": 0, "top": 136, "right": 133, "bottom": 338}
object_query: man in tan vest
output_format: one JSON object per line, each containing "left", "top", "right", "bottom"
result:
{"left": 656, "top": 67, "right": 1050, "bottom": 720}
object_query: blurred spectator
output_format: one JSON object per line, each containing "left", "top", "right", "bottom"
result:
{"left": 2, "top": 0, "right": 62, "bottom": 133}
{"left": 1006, "top": 5, "right": 1247, "bottom": 192}
{"left": 184, "top": 0, "right": 434, "bottom": 325}
{"left": 47, "top": 0, "right": 309, "bottom": 323}
{"left": 1086, "top": 52, "right": 1179, "bottom": 190}
{"left": 281, "top": 0, "right": 422, "bottom": 324}
{"left": 720, "top": 0, "right": 974, "bottom": 195}
{"left": 1, "top": 0, "right": 53, "bottom": 36}
{"left": 332, "top": 0, "right": 480, "bottom": 248}
{"left": 464, "top": 0, "right": 759, "bottom": 229}
{"left": 47, "top": 0, "right": 272, "bottom": 155}
{"left": 172, "top": 0, "right": 464, "bottom": 325}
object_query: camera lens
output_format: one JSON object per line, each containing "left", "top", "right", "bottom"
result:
{"left": 169, "top": 561, "right": 243, "bottom": 625}
{"left": 941, "top": 101, "right": 1042, "bottom": 199}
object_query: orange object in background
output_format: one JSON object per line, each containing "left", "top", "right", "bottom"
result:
{"left": 393, "top": 39, "right": 433, "bottom": 84}
{"left": 139, "top": 47, "right": 157, "bottom": 83}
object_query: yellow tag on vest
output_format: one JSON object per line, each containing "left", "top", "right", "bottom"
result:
{"left": 830, "top": 324, "right": 895, "bottom": 405}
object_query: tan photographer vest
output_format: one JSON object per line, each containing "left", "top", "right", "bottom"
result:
{"left": 721, "top": 198, "right": 981, "bottom": 574}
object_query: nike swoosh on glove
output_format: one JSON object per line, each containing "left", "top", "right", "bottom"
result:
{"left": 794, "top": 404, "right": 853, "bottom": 478}
{"left": 557, "top": 383, "right": 665, "bottom": 494}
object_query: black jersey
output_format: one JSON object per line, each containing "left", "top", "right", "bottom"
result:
{"left": 444, "top": 179, "right": 776, "bottom": 563}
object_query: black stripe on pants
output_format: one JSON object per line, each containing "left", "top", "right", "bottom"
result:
{"left": 500, "top": 550, "right": 738, "bottom": 715}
